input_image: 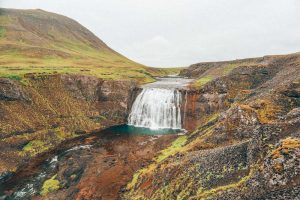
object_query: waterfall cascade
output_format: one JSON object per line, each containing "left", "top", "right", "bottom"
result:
{"left": 128, "top": 88, "right": 182, "bottom": 130}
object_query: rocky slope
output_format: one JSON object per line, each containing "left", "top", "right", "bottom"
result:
{"left": 125, "top": 52, "right": 300, "bottom": 199}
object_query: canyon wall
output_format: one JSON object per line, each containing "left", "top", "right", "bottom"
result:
{"left": 0, "top": 74, "right": 137, "bottom": 174}
{"left": 125, "top": 53, "right": 300, "bottom": 199}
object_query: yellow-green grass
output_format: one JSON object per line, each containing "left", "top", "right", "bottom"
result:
{"left": 0, "top": 48, "right": 183, "bottom": 84}
{"left": 22, "top": 140, "right": 49, "bottom": 156}
{"left": 0, "top": 11, "right": 180, "bottom": 84}
{"left": 193, "top": 75, "right": 213, "bottom": 89}
{"left": 126, "top": 135, "right": 188, "bottom": 191}
{"left": 155, "top": 135, "right": 188, "bottom": 163}
{"left": 223, "top": 64, "right": 239, "bottom": 75}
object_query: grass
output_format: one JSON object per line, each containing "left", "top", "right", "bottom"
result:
{"left": 0, "top": 27, "right": 5, "bottom": 38}
{"left": 193, "top": 75, "right": 213, "bottom": 89}
{"left": 223, "top": 64, "right": 239, "bottom": 75}
{"left": 126, "top": 136, "right": 188, "bottom": 191}
{"left": 155, "top": 136, "right": 188, "bottom": 163}
{"left": 0, "top": 56, "right": 180, "bottom": 84}
{"left": 40, "top": 175, "right": 60, "bottom": 196}
{"left": 5, "top": 74, "right": 22, "bottom": 81}
{"left": 0, "top": 8, "right": 183, "bottom": 84}
{"left": 17, "top": 128, "right": 75, "bottom": 157}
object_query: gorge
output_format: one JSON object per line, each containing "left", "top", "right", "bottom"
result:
{"left": 0, "top": 7, "right": 300, "bottom": 200}
{"left": 0, "top": 77, "right": 191, "bottom": 200}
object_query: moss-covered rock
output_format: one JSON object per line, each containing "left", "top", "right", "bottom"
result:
{"left": 40, "top": 175, "right": 60, "bottom": 196}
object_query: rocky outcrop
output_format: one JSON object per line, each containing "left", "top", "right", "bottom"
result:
{"left": 125, "top": 52, "right": 300, "bottom": 200}
{"left": 0, "top": 74, "right": 137, "bottom": 174}
{"left": 61, "top": 75, "right": 103, "bottom": 101}
{"left": 0, "top": 78, "right": 29, "bottom": 101}
{"left": 179, "top": 56, "right": 274, "bottom": 78}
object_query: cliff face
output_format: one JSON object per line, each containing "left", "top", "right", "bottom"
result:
{"left": 181, "top": 55, "right": 283, "bottom": 131}
{"left": 0, "top": 74, "right": 136, "bottom": 174}
{"left": 125, "top": 53, "right": 300, "bottom": 199}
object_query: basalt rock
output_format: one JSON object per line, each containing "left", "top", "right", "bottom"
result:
{"left": 0, "top": 78, "right": 30, "bottom": 101}
{"left": 125, "top": 53, "right": 300, "bottom": 200}
{"left": 0, "top": 74, "right": 137, "bottom": 175}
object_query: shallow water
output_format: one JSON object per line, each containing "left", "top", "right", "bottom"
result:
{"left": 143, "top": 77, "right": 193, "bottom": 89}
{"left": 106, "top": 125, "right": 182, "bottom": 135}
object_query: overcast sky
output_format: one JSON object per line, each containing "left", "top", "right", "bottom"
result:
{"left": 1, "top": 0, "right": 300, "bottom": 67}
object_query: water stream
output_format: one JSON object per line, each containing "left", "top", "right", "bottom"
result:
{"left": 128, "top": 77, "right": 192, "bottom": 130}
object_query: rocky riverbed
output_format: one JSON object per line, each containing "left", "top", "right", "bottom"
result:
{"left": 1, "top": 126, "right": 180, "bottom": 200}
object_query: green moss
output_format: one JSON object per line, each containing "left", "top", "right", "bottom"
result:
{"left": 206, "top": 113, "right": 220, "bottom": 124}
{"left": 22, "top": 139, "right": 49, "bottom": 156}
{"left": 196, "top": 168, "right": 256, "bottom": 199}
{"left": 126, "top": 136, "right": 188, "bottom": 192}
{"left": 155, "top": 136, "right": 188, "bottom": 163}
{"left": 127, "top": 171, "right": 141, "bottom": 190}
{"left": 193, "top": 75, "right": 213, "bottom": 89}
{"left": 40, "top": 175, "right": 60, "bottom": 196}
{"left": 177, "top": 181, "right": 193, "bottom": 200}
{"left": 54, "top": 127, "right": 73, "bottom": 141}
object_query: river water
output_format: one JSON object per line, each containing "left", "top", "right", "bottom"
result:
{"left": 128, "top": 77, "right": 193, "bottom": 130}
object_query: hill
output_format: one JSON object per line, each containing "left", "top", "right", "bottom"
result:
{"left": 0, "top": 8, "right": 179, "bottom": 83}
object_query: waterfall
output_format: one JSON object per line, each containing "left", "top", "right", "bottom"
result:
{"left": 128, "top": 88, "right": 182, "bottom": 130}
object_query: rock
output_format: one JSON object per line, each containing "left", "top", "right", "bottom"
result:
{"left": 0, "top": 78, "right": 29, "bottom": 101}
{"left": 263, "top": 137, "right": 300, "bottom": 188}
{"left": 61, "top": 74, "right": 103, "bottom": 101}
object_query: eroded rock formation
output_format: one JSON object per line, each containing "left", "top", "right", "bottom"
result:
{"left": 124, "top": 53, "right": 300, "bottom": 200}
{"left": 0, "top": 74, "right": 137, "bottom": 174}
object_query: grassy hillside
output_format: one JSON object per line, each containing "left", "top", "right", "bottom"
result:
{"left": 0, "top": 8, "right": 180, "bottom": 83}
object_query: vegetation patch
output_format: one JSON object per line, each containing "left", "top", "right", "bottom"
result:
{"left": 0, "top": 27, "right": 6, "bottom": 38}
{"left": 5, "top": 74, "right": 22, "bottom": 81}
{"left": 195, "top": 167, "right": 255, "bottom": 199}
{"left": 193, "top": 75, "right": 213, "bottom": 89}
{"left": 155, "top": 136, "right": 188, "bottom": 163}
{"left": 223, "top": 64, "right": 239, "bottom": 75}
{"left": 40, "top": 175, "right": 60, "bottom": 196}
{"left": 271, "top": 137, "right": 300, "bottom": 159}
{"left": 126, "top": 136, "right": 188, "bottom": 191}
{"left": 22, "top": 139, "right": 49, "bottom": 156}
{"left": 255, "top": 99, "right": 281, "bottom": 124}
